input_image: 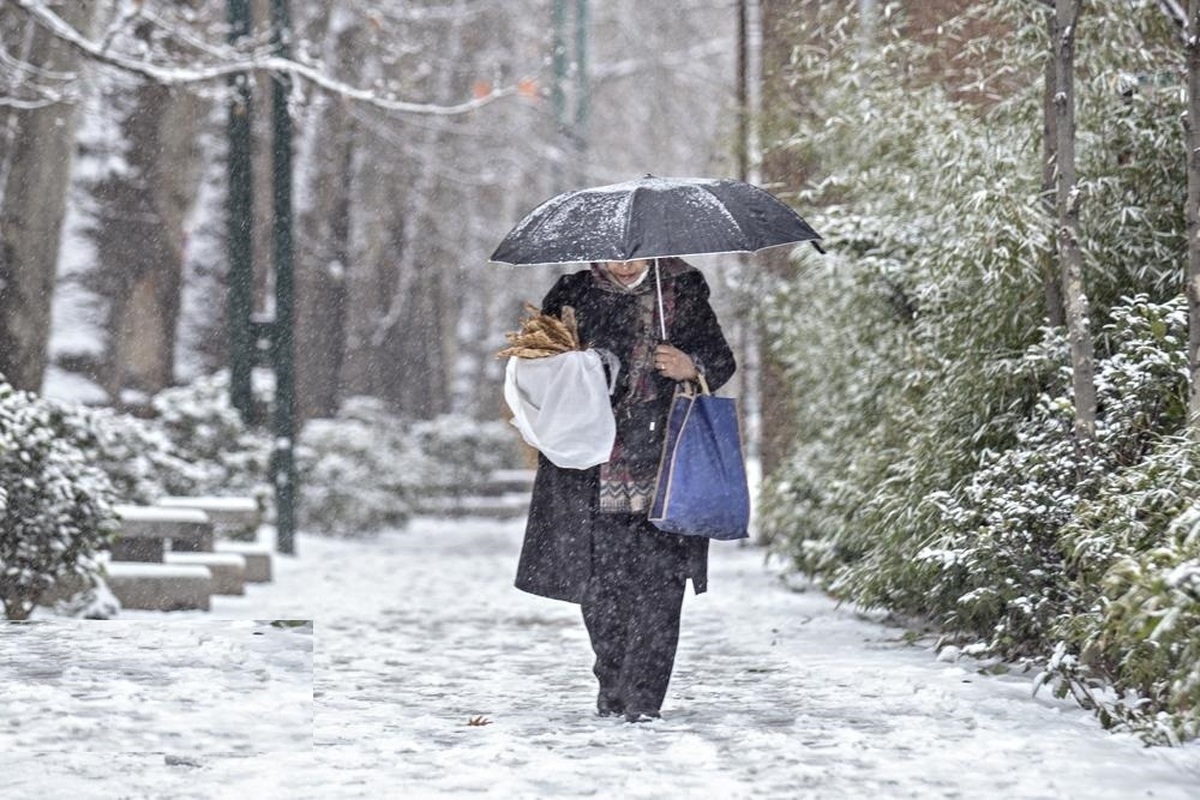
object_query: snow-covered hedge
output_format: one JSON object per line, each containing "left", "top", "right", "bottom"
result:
{"left": 762, "top": 2, "right": 1200, "bottom": 741}
{"left": 296, "top": 397, "right": 416, "bottom": 535}
{"left": 296, "top": 398, "right": 520, "bottom": 535}
{"left": 0, "top": 378, "right": 117, "bottom": 620}
{"left": 1051, "top": 441, "right": 1200, "bottom": 744}
{"left": 409, "top": 413, "right": 518, "bottom": 494}
{"left": 149, "top": 372, "right": 272, "bottom": 500}
{"left": 69, "top": 405, "right": 207, "bottom": 504}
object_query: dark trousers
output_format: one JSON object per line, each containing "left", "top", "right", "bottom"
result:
{"left": 580, "top": 513, "right": 688, "bottom": 715}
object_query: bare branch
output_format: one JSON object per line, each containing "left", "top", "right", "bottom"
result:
{"left": 15, "top": 0, "right": 518, "bottom": 117}
{"left": 0, "top": 94, "right": 66, "bottom": 110}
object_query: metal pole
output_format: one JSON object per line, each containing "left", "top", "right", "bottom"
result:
{"left": 227, "top": 0, "right": 254, "bottom": 423}
{"left": 270, "top": 0, "right": 296, "bottom": 555}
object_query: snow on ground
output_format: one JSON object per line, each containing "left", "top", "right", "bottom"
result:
{"left": 4, "top": 516, "right": 1200, "bottom": 799}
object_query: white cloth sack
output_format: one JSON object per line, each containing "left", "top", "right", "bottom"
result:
{"left": 504, "top": 350, "right": 616, "bottom": 470}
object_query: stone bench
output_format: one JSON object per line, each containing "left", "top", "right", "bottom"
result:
{"left": 215, "top": 540, "right": 273, "bottom": 583}
{"left": 155, "top": 496, "right": 263, "bottom": 540}
{"left": 110, "top": 505, "right": 214, "bottom": 562}
{"left": 104, "top": 561, "right": 213, "bottom": 612}
{"left": 154, "top": 497, "right": 273, "bottom": 581}
{"left": 164, "top": 551, "right": 247, "bottom": 596}
{"left": 412, "top": 468, "right": 534, "bottom": 519}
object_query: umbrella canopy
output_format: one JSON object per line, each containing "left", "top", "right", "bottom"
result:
{"left": 490, "top": 175, "right": 822, "bottom": 265}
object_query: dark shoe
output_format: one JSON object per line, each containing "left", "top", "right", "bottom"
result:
{"left": 623, "top": 710, "right": 661, "bottom": 724}
{"left": 597, "top": 695, "right": 625, "bottom": 717}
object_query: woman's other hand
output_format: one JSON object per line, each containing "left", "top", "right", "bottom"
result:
{"left": 653, "top": 344, "right": 698, "bottom": 382}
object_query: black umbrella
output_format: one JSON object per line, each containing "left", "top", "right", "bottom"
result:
{"left": 490, "top": 174, "right": 823, "bottom": 338}
{"left": 490, "top": 174, "right": 822, "bottom": 266}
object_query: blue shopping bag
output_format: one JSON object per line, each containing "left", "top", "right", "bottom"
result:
{"left": 649, "top": 378, "right": 750, "bottom": 540}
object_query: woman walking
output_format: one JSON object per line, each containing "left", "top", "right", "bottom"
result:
{"left": 514, "top": 256, "right": 735, "bottom": 723}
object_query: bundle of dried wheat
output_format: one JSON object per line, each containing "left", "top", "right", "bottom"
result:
{"left": 497, "top": 303, "right": 581, "bottom": 358}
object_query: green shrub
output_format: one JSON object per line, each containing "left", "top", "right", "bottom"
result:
{"left": 409, "top": 413, "right": 520, "bottom": 495}
{"left": 296, "top": 400, "right": 523, "bottom": 535}
{"left": 1049, "top": 438, "right": 1200, "bottom": 743}
{"left": 148, "top": 371, "right": 272, "bottom": 500}
{"left": 762, "top": 0, "right": 1198, "bottom": 740}
{"left": 296, "top": 397, "right": 418, "bottom": 535}
{"left": 0, "top": 379, "right": 117, "bottom": 620}
{"left": 68, "top": 405, "right": 206, "bottom": 504}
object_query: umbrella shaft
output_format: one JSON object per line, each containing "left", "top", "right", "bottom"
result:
{"left": 654, "top": 258, "right": 668, "bottom": 342}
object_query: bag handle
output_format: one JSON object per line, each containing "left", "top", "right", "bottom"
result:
{"left": 676, "top": 374, "right": 710, "bottom": 397}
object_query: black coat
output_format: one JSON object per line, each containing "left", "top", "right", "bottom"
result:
{"left": 514, "top": 261, "right": 737, "bottom": 603}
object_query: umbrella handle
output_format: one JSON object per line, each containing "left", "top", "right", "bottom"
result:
{"left": 654, "top": 258, "right": 668, "bottom": 342}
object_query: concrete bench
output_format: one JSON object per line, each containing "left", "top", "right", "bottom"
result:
{"left": 37, "top": 558, "right": 222, "bottom": 612}
{"left": 105, "top": 561, "right": 213, "bottom": 612}
{"left": 110, "top": 505, "right": 214, "bottom": 562}
{"left": 154, "top": 497, "right": 273, "bottom": 581}
{"left": 411, "top": 468, "right": 534, "bottom": 519}
{"left": 155, "top": 496, "right": 262, "bottom": 539}
{"left": 164, "top": 551, "right": 247, "bottom": 595}
{"left": 215, "top": 540, "right": 273, "bottom": 583}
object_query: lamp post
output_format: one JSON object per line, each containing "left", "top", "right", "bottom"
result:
{"left": 227, "top": 0, "right": 254, "bottom": 423}
{"left": 270, "top": 0, "right": 296, "bottom": 555}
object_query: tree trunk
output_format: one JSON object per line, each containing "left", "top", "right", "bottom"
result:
{"left": 96, "top": 81, "right": 206, "bottom": 402}
{"left": 0, "top": 4, "right": 98, "bottom": 392}
{"left": 1054, "top": 0, "right": 1097, "bottom": 444}
{"left": 367, "top": 1, "right": 470, "bottom": 418}
{"left": 1187, "top": 1, "right": 1200, "bottom": 434}
{"left": 1041, "top": 10, "right": 1066, "bottom": 328}
{"left": 294, "top": 8, "right": 360, "bottom": 421}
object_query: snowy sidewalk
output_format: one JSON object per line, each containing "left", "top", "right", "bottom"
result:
{"left": 5, "top": 516, "right": 1200, "bottom": 799}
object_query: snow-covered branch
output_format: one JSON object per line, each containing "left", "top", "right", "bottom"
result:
{"left": 14, "top": 0, "right": 517, "bottom": 116}
{"left": 0, "top": 94, "right": 66, "bottom": 110}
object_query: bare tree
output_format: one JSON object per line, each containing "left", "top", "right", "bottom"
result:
{"left": 8, "top": 0, "right": 523, "bottom": 403}
{"left": 1040, "top": 9, "right": 1066, "bottom": 328}
{"left": 1187, "top": 0, "right": 1200, "bottom": 433}
{"left": 1053, "top": 0, "right": 1097, "bottom": 444}
{"left": 12, "top": 0, "right": 740, "bottom": 429}
{"left": 0, "top": 2, "right": 100, "bottom": 391}
{"left": 83, "top": 3, "right": 212, "bottom": 402}
{"left": 293, "top": 5, "right": 359, "bottom": 420}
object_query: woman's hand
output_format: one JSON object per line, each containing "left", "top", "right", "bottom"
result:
{"left": 653, "top": 344, "right": 698, "bottom": 381}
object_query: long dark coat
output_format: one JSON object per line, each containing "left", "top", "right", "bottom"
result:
{"left": 515, "top": 260, "right": 736, "bottom": 603}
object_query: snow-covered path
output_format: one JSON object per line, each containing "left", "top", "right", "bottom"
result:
{"left": 5, "top": 516, "right": 1200, "bottom": 798}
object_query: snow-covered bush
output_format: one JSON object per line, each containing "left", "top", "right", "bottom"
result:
{"left": 296, "top": 397, "right": 419, "bottom": 535}
{"left": 918, "top": 393, "right": 1085, "bottom": 656}
{"left": 761, "top": 1, "right": 1198, "bottom": 740}
{"left": 0, "top": 378, "right": 117, "bottom": 620}
{"left": 66, "top": 404, "right": 206, "bottom": 504}
{"left": 910, "top": 296, "right": 1190, "bottom": 658}
{"left": 149, "top": 371, "right": 272, "bottom": 499}
{"left": 296, "top": 400, "right": 523, "bottom": 535}
{"left": 1048, "top": 438, "right": 1200, "bottom": 743}
{"left": 409, "top": 413, "right": 520, "bottom": 494}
